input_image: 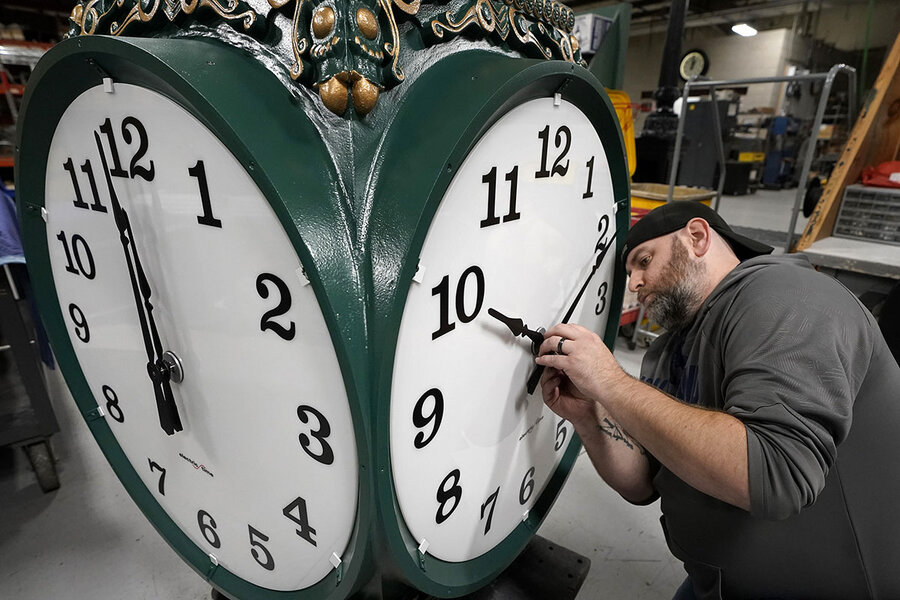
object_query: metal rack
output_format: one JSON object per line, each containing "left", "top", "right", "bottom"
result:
{"left": 0, "top": 41, "right": 50, "bottom": 171}
{"left": 666, "top": 65, "right": 858, "bottom": 250}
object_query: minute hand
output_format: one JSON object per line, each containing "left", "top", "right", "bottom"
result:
{"left": 526, "top": 237, "right": 616, "bottom": 395}
{"left": 560, "top": 237, "right": 616, "bottom": 325}
{"left": 94, "top": 133, "right": 182, "bottom": 435}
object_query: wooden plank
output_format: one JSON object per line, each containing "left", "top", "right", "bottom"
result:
{"left": 794, "top": 32, "right": 900, "bottom": 252}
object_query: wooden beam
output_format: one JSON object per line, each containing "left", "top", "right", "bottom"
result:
{"left": 794, "top": 32, "right": 900, "bottom": 252}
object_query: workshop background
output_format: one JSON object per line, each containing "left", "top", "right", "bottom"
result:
{"left": 2, "top": 1, "right": 899, "bottom": 599}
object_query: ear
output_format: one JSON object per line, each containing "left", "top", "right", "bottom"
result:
{"left": 684, "top": 217, "right": 713, "bottom": 257}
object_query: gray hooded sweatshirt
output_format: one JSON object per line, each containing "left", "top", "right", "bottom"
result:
{"left": 640, "top": 253, "right": 900, "bottom": 599}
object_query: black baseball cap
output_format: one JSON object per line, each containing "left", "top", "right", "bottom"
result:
{"left": 622, "top": 200, "right": 773, "bottom": 267}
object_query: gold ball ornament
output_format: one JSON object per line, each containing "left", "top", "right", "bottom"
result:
{"left": 352, "top": 76, "right": 380, "bottom": 115}
{"left": 356, "top": 7, "right": 379, "bottom": 40}
{"left": 312, "top": 5, "right": 336, "bottom": 38}
{"left": 319, "top": 75, "right": 349, "bottom": 115}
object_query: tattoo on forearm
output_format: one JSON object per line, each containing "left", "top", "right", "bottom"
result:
{"left": 599, "top": 418, "right": 645, "bottom": 454}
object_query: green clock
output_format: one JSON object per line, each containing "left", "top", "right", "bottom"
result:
{"left": 368, "top": 55, "right": 630, "bottom": 595}
{"left": 17, "top": 36, "right": 375, "bottom": 600}
{"left": 16, "top": 3, "right": 629, "bottom": 599}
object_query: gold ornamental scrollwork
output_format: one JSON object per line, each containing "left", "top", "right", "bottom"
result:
{"left": 68, "top": 0, "right": 266, "bottom": 38}
{"left": 67, "top": 0, "right": 584, "bottom": 118}
{"left": 426, "top": 0, "right": 581, "bottom": 64}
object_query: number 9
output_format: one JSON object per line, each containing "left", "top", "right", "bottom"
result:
{"left": 413, "top": 388, "right": 444, "bottom": 449}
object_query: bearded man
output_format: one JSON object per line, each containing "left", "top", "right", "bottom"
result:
{"left": 536, "top": 201, "right": 900, "bottom": 600}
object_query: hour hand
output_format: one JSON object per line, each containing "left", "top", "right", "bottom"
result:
{"left": 487, "top": 308, "right": 545, "bottom": 355}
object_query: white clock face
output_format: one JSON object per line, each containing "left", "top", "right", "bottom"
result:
{"left": 389, "top": 98, "right": 618, "bottom": 562}
{"left": 44, "top": 83, "right": 357, "bottom": 591}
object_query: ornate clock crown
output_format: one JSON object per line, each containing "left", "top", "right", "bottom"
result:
{"left": 66, "top": 0, "right": 584, "bottom": 118}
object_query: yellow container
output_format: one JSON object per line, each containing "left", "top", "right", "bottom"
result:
{"left": 630, "top": 182, "right": 715, "bottom": 211}
{"left": 738, "top": 151, "right": 765, "bottom": 163}
{"left": 606, "top": 89, "right": 636, "bottom": 177}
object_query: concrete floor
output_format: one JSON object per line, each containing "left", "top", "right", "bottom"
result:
{"left": 0, "top": 188, "right": 807, "bottom": 600}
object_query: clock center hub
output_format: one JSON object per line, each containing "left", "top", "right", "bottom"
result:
{"left": 150, "top": 350, "right": 185, "bottom": 384}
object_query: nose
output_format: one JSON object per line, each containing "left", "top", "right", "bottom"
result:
{"left": 628, "top": 273, "right": 643, "bottom": 293}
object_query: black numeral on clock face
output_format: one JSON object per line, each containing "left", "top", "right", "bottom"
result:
{"left": 432, "top": 266, "right": 485, "bottom": 340}
{"left": 536, "top": 125, "right": 571, "bottom": 178}
{"left": 197, "top": 510, "right": 221, "bottom": 548}
{"left": 98, "top": 118, "right": 128, "bottom": 178}
{"left": 102, "top": 385, "right": 124, "bottom": 423}
{"left": 480, "top": 486, "right": 500, "bottom": 535}
{"left": 68, "top": 303, "right": 90, "bottom": 343}
{"left": 595, "top": 281, "right": 608, "bottom": 316}
{"left": 297, "top": 404, "right": 334, "bottom": 465}
{"left": 519, "top": 466, "right": 535, "bottom": 505}
{"left": 435, "top": 469, "right": 462, "bottom": 524}
{"left": 188, "top": 160, "right": 223, "bottom": 228}
{"left": 148, "top": 459, "right": 166, "bottom": 495}
{"left": 555, "top": 419, "right": 568, "bottom": 451}
{"left": 64, "top": 158, "right": 107, "bottom": 213}
{"left": 283, "top": 496, "right": 317, "bottom": 546}
{"left": 56, "top": 231, "right": 96, "bottom": 279}
{"left": 99, "top": 116, "right": 155, "bottom": 181}
{"left": 412, "top": 388, "right": 444, "bottom": 449}
{"left": 481, "top": 165, "right": 521, "bottom": 228}
{"left": 256, "top": 273, "right": 296, "bottom": 341}
{"left": 583, "top": 156, "right": 596, "bottom": 199}
{"left": 595, "top": 214, "right": 610, "bottom": 252}
{"left": 248, "top": 526, "right": 276, "bottom": 571}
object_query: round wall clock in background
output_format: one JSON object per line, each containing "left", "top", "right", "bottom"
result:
{"left": 16, "top": 4, "right": 630, "bottom": 599}
{"left": 679, "top": 48, "right": 710, "bottom": 81}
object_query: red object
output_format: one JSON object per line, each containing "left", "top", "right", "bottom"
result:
{"left": 861, "top": 161, "right": 900, "bottom": 188}
{"left": 630, "top": 206, "right": 651, "bottom": 226}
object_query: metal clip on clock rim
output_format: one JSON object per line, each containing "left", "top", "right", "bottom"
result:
{"left": 205, "top": 553, "right": 219, "bottom": 580}
{"left": 85, "top": 405, "right": 105, "bottom": 422}
{"left": 416, "top": 539, "right": 429, "bottom": 570}
{"left": 329, "top": 552, "right": 343, "bottom": 584}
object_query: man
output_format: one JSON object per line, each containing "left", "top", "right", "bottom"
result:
{"left": 535, "top": 201, "right": 900, "bottom": 599}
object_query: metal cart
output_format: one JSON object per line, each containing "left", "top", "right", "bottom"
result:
{"left": 1, "top": 181, "right": 60, "bottom": 493}
{"left": 0, "top": 261, "right": 60, "bottom": 492}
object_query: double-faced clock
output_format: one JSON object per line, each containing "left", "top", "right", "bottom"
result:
{"left": 17, "top": 20, "right": 629, "bottom": 600}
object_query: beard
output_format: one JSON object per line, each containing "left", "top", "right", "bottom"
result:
{"left": 643, "top": 237, "right": 706, "bottom": 331}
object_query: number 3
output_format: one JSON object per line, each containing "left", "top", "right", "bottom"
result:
{"left": 297, "top": 404, "right": 335, "bottom": 465}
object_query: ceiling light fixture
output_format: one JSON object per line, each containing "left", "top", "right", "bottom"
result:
{"left": 731, "top": 23, "right": 758, "bottom": 37}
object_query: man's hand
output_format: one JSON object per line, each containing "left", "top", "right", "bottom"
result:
{"left": 540, "top": 367, "right": 595, "bottom": 425}
{"left": 535, "top": 323, "right": 627, "bottom": 405}
{"left": 537, "top": 323, "right": 750, "bottom": 511}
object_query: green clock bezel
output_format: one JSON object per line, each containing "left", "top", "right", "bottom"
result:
{"left": 15, "top": 35, "right": 375, "bottom": 600}
{"left": 367, "top": 51, "right": 631, "bottom": 596}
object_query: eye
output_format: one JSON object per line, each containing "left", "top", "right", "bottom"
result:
{"left": 639, "top": 255, "right": 651, "bottom": 268}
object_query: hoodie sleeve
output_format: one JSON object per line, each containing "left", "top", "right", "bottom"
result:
{"left": 718, "top": 266, "right": 875, "bottom": 520}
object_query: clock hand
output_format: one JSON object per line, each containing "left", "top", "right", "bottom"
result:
{"left": 94, "top": 132, "right": 183, "bottom": 435}
{"left": 487, "top": 308, "right": 545, "bottom": 355}
{"left": 526, "top": 237, "right": 616, "bottom": 395}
